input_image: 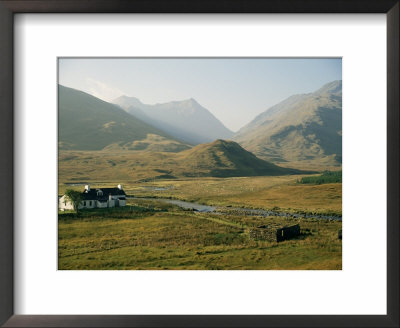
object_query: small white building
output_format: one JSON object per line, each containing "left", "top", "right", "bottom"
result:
{"left": 59, "top": 184, "right": 127, "bottom": 211}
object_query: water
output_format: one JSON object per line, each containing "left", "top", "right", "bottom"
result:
{"left": 131, "top": 197, "right": 215, "bottom": 212}
{"left": 140, "top": 186, "right": 171, "bottom": 191}
{"left": 164, "top": 199, "right": 216, "bottom": 212}
{"left": 64, "top": 182, "right": 88, "bottom": 186}
{"left": 129, "top": 197, "right": 341, "bottom": 220}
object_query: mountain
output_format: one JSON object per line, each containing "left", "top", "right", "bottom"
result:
{"left": 58, "top": 85, "right": 189, "bottom": 151}
{"left": 234, "top": 80, "right": 342, "bottom": 166}
{"left": 102, "top": 134, "right": 190, "bottom": 152}
{"left": 173, "top": 139, "right": 304, "bottom": 177}
{"left": 59, "top": 139, "right": 306, "bottom": 182}
{"left": 112, "top": 96, "right": 234, "bottom": 145}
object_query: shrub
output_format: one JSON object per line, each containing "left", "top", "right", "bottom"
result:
{"left": 298, "top": 171, "right": 342, "bottom": 185}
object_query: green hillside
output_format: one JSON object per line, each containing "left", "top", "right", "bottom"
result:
{"left": 234, "top": 80, "right": 342, "bottom": 167}
{"left": 175, "top": 139, "right": 304, "bottom": 177}
{"left": 59, "top": 140, "right": 306, "bottom": 183}
{"left": 58, "top": 85, "right": 184, "bottom": 150}
{"left": 102, "top": 134, "right": 191, "bottom": 152}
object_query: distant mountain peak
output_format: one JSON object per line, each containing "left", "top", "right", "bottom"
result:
{"left": 233, "top": 80, "right": 342, "bottom": 167}
{"left": 314, "top": 80, "right": 342, "bottom": 95}
{"left": 186, "top": 97, "right": 198, "bottom": 105}
{"left": 58, "top": 85, "right": 183, "bottom": 151}
{"left": 115, "top": 94, "right": 140, "bottom": 101}
{"left": 163, "top": 97, "right": 200, "bottom": 108}
{"left": 113, "top": 95, "right": 144, "bottom": 108}
{"left": 112, "top": 95, "right": 233, "bottom": 145}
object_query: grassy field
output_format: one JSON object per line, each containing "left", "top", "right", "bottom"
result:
{"left": 58, "top": 149, "right": 342, "bottom": 270}
{"left": 59, "top": 201, "right": 342, "bottom": 270}
{"left": 59, "top": 175, "right": 342, "bottom": 216}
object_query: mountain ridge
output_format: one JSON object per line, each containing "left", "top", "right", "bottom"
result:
{"left": 233, "top": 80, "right": 342, "bottom": 167}
{"left": 113, "top": 95, "right": 234, "bottom": 145}
{"left": 174, "top": 139, "right": 306, "bottom": 177}
{"left": 58, "top": 85, "right": 189, "bottom": 152}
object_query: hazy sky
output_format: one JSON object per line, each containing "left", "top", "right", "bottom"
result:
{"left": 59, "top": 58, "right": 341, "bottom": 132}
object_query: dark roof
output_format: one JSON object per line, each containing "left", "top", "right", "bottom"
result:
{"left": 81, "top": 187, "right": 126, "bottom": 201}
{"left": 95, "top": 188, "right": 126, "bottom": 196}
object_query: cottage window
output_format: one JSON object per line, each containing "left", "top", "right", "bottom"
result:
{"left": 89, "top": 201, "right": 92, "bottom": 206}
{"left": 83, "top": 201, "right": 86, "bottom": 206}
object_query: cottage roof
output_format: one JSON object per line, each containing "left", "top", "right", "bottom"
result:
{"left": 81, "top": 187, "right": 126, "bottom": 201}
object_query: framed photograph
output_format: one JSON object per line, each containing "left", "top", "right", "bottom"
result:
{"left": 0, "top": 0, "right": 398, "bottom": 327}
{"left": 57, "top": 57, "right": 343, "bottom": 271}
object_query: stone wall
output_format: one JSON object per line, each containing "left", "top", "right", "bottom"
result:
{"left": 249, "top": 225, "right": 278, "bottom": 242}
{"left": 249, "top": 224, "right": 300, "bottom": 242}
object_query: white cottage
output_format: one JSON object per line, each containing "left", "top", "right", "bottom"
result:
{"left": 59, "top": 184, "right": 127, "bottom": 211}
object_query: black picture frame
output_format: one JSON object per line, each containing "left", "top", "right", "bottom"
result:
{"left": 0, "top": 1, "right": 398, "bottom": 327}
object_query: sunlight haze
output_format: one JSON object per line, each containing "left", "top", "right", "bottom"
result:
{"left": 59, "top": 58, "right": 342, "bottom": 131}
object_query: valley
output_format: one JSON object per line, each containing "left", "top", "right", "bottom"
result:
{"left": 58, "top": 175, "right": 342, "bottom": 270}
{"left": 58, "top": 78, "right": 342, "bottom": 270}
{"left": 58, "top": 157, "right": 342, "bottom": 270}
{"left": 59, "top": 172, "right": 342, "bottom": 216}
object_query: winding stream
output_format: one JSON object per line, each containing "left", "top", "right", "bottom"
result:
{"left": 129, "top": 197, "right": 342, "bottom": 221}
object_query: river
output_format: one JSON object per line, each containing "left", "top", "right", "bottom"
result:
{"left": 129, "top": 197, "right": 342, "bottom": 221}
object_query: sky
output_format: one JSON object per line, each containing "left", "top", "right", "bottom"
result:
{"left": 59, "top": 58, "right": 341, "bottom": 132}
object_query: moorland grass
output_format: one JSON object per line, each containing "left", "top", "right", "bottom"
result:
{"left": 58, "top": 157, "right": 342, "bottom": 270}
{"left": 59, "top": 176, "right": 342, "bottom": 216}
{"left": 58, "top": 201, "right": 341, "bottom": 270}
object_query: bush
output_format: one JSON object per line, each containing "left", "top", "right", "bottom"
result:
{"left": 298, "top": 171, "right": 342, "bottom": 185}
